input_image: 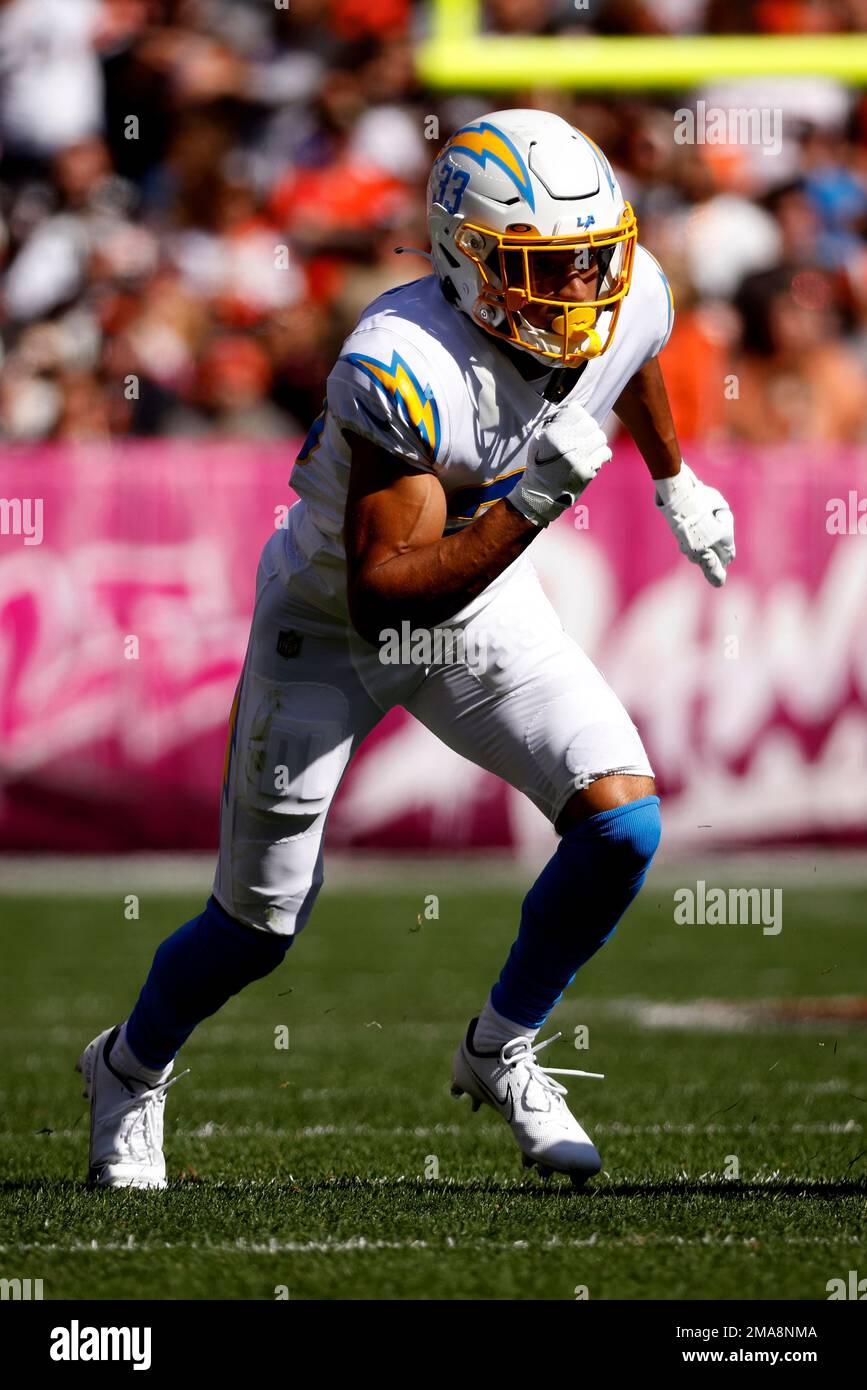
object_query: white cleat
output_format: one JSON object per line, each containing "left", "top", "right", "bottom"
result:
{"left": 76, "top": 1025, "right": 185, "bottom": 1189}
{"left": 451, "top": 1019, "right": 604, "bottom": 1189}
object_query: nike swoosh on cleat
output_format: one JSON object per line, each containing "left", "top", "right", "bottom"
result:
{"left": 463, "top": 1056, "right": 514, "bottom": 1122}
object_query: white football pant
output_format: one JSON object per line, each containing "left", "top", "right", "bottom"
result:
{"left": 214, "top": 529, "right": 653, "bottom": 935}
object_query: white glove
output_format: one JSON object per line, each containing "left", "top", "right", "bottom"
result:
{"left": 655, "top": 462, "right": 735, "bottom": 587}
{"left": 509, "top": 405, "right": 612, "bottom": 527}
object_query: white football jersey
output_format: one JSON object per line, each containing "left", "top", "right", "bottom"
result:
{"left": 284, "top": 244, "right": 674, "bottom": 629}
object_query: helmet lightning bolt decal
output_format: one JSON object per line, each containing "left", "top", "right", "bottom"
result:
{"left": 345, "top": 351, "right": 442, "bottom": 459}
{"left": 446, "top": 122, "right": 535, "bottom": 212}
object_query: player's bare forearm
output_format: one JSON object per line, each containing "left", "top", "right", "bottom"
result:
{"left": 613, "top": 357, "right": 682, "bottom": 480}
{"left": 344, "top": 431, "right": 538, "bottom": 643}
{"left": 351, "top": 499, "right": 534, "bottom": 639}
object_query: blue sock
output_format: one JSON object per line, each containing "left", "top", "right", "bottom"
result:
{"left": 125, "top": 896, "right": 291, "bottom": 1069}
{"left": 491, "top": 796, "right": 661, "bottom": 1030}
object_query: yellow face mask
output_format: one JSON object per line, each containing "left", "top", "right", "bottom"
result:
{"left": 455, "top": 203, "right": 638, "bottom": 366}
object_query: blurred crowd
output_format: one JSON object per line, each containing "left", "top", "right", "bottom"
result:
{"left": 1, "top": 0, "right": 866, "bottom": 447}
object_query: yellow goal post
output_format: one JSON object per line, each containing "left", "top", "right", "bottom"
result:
{"left": 415, "top": 0, "right": 867, "bottom": 89}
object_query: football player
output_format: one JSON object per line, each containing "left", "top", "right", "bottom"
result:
{"left": 78, "top": 110, "right": 734, "bottom": 1189}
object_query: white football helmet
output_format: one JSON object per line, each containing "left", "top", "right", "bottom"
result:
{"left": 427, "top": 109, "right": 637, "bottom": 366}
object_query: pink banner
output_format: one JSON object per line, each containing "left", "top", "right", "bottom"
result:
{"left": 1, "top": 442, "right": 865, "bottom": 853}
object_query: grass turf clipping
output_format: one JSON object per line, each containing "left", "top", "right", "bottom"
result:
{"left": 1, "top": 879, "right": 865, "bottom": 1300}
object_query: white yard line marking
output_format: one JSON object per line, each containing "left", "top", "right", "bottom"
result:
{"left": 0, "top": 1119, "right": 860, "bottom": 1143}
{"left": 1, "top": 1232, "right": 862, "bottom": 1256}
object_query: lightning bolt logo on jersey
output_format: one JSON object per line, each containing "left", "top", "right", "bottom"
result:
{"left": 346, "top": 350, "right": 441, "bottom": 459}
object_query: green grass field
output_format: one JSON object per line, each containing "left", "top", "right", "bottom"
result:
{"left": 1, "top": 873, "right": 865, "bottom": 1301}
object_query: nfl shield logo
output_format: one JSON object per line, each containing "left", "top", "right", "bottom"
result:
{"left": 276, "top": 629, "right": 302, "bottom": 659}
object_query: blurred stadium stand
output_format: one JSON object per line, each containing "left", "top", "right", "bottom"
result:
{"left": 1, "top": 0, "right": 866, "bottom": 445}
